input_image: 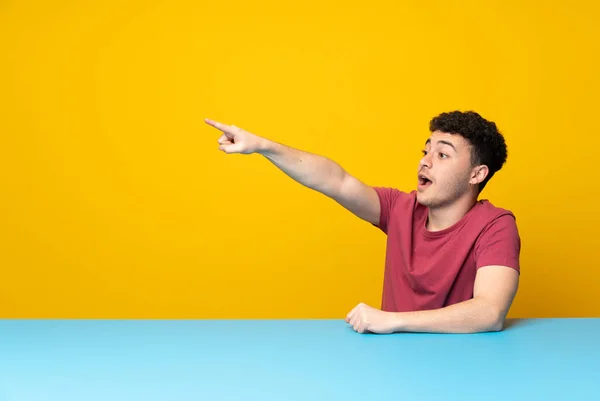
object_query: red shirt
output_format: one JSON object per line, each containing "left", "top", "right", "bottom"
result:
{"left": 373, "top": 187, "right": 521, "bottom": 312}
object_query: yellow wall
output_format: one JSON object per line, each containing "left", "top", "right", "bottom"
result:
{"left": 1, "top": 0, "right": 599, "bottom": 318}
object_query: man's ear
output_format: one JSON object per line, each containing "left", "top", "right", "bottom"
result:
{"left": 470, "top": 165, "right": 489, "bottom": 185}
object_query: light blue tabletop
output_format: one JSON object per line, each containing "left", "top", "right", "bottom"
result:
{"left": 0, "top": 318, "right": 598, "bottom": 401}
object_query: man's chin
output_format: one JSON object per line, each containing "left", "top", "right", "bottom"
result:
{"left": 416, "top": 193, "right": 429, "bottom": 206}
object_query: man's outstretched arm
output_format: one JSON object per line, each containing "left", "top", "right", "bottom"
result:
{"left": 205, "top": 118, "right": 381, "bottom": 225}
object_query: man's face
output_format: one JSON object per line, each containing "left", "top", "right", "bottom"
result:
{"left": 416, "top": 131, "right": 477, "bottom": 208}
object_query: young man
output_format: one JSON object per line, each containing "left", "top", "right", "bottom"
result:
{"left": 205, "top": 111, "right": 520, "bottom": 334}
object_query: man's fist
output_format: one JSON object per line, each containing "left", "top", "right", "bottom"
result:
{"left": 346, "top": 302, "right": 401, "bottom": 334}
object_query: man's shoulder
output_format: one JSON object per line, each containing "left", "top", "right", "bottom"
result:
{"left": 475, "top": 199, "right": 517, "bottom": 221}
{"left": 471, "top": 199, "right": 519, "bottom": 239}
{"left": 372, "top": 187, "right": 420, "bottom": 210}
{"left": 471, "top": 200, "right": 522, "bottom": 269}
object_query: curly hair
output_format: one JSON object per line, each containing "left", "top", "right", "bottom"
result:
{"left": 429, "top": 110, "right": 508, "bottom": 193}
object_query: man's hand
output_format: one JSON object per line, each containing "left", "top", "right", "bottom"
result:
{"left": 205, "top": 118, "right": 268, "bottom": 155}
{"left": 345, "top": 303, "right": 400, "bottom": 334}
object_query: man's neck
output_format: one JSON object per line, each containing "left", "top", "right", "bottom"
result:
{"left": 426, "top": 194, "right": 478, "bottom": 232}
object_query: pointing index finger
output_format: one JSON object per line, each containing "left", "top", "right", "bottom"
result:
{"left": 204, "top": 118, "right": 229, "bottom": 132}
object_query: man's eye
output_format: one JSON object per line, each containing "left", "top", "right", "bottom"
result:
{"left": 439, "top": 153, "right": 448, "bottom": 159}
{"left": 421, "top": 150, "right": 428, "bottom": 156}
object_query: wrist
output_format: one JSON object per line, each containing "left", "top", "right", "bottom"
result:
{"left": 390, "top": 312, "right": 406, "bottom": 332}
{"left": 256, "top": 138, "right": 276, "bottom": 155}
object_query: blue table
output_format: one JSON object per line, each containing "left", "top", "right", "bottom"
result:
{"left": 0, "top": 318, "right": 598, "bottom": 400}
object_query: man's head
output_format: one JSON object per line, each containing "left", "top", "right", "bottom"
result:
{"left": 416, "top": 110, "right": 507, "bottom": 208}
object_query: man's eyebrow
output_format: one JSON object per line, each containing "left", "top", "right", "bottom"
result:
{"left": 424, "top": 138, "right": 456, "bottom": 151}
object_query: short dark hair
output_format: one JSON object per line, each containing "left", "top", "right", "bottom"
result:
{"left": 429, "top": 110, "right": 507, "bottom": 193}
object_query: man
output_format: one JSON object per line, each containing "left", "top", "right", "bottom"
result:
{"left": 205, "top": 110, "right": 520, "bottom": 334}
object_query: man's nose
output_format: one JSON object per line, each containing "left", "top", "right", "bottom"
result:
{"left": 419, "top": 154, "right": 432, "bottom": 169}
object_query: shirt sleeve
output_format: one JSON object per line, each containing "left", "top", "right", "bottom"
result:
{"left": 372, "top": 187, "right": 404, "bottom": 234}
{"left": 474, "top": 213, "right": 521, "bottom": 273}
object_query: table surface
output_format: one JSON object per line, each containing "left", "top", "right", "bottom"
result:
{"left": 0, "top": 318, "right": 598, "bottom": 401}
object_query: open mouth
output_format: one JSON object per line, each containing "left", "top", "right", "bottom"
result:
{"left": 418, "top": 174, "right": 433, "bottom": 189}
